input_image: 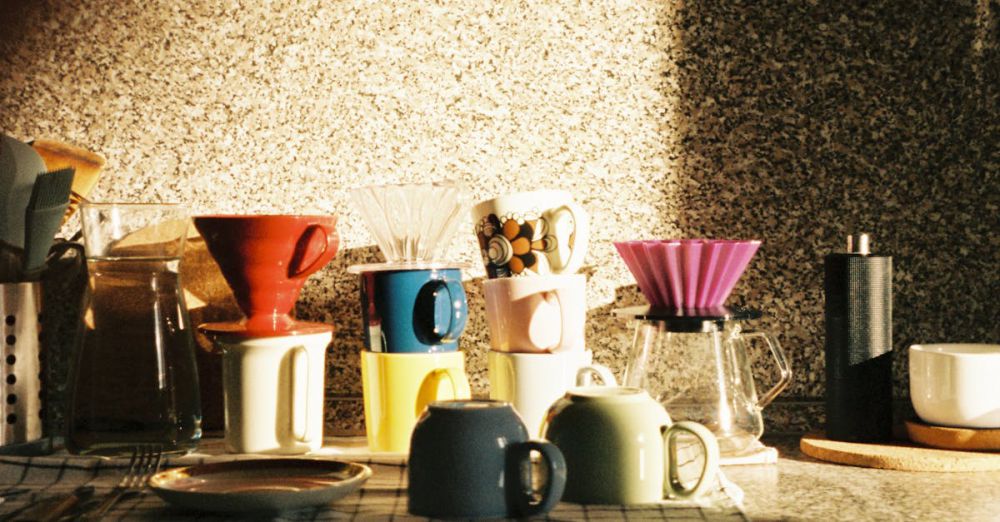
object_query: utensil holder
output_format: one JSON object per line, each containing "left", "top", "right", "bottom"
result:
{"left": 0, "top": 282, "right": 43, "bottom": 449}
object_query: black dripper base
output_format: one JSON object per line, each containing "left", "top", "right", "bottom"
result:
{"left": 613, "top": 305, "right": 762, "bottom": 333}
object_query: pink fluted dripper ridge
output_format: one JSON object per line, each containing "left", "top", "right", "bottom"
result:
{"left": 614, "top": 239, "right": 761, "bottom": 308}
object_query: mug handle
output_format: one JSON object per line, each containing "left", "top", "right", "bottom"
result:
{"left": 414, "top": 367, "right": 471, "bottom": 417}
{"left": 505, "top": 440, "right": 567, "bottom": 517}
{"left": 662, "top": 421, "right": 720, "bottom": 499}
{"left": 545, "top": 200, "right": 589, "bottom": 274}
{"left": 417, "top": 279, "right": 468, "bottom": 344}
{"left": 575, "top": 363, "right": 617, "bottom": 387}
{"left": 742, "top": 332, "right": 792, "bottom": 409}
{"left": 290, "top": 346, "right": 311, "bottom": 443}
{"left": 539, "top": 290, "right": 564, "bottom": 350}
{"left": 289, "top": 224, "right": 334, "bottom": 278}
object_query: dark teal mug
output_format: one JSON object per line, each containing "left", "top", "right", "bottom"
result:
{"left": 408, "top": 400, "right": 566, "bottom": 519}
{"left": 359, "top": 268, "right": 467, "bottom": 353}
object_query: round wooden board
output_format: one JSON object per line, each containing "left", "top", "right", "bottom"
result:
{"left": 800, "top": 432, "right": 1000, "bottom": 472}
{"left": 905, "top": 420, "right": 1000, "bottom": 451}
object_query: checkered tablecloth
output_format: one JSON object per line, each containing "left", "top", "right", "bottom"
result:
{"left": 0, "top": 438, "right": 748, "bottom": 521}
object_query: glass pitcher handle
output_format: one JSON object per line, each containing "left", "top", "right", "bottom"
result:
{"left": 742, "top": 332, "right": 792, "bottom": 409}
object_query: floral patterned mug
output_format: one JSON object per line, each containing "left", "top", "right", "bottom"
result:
{"left": 472, "top": 190, "right": 589, "bottom": 278}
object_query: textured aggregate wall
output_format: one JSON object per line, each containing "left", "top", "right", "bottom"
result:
{"left": 2, "top": 0, "right": 997, "bottom": 434}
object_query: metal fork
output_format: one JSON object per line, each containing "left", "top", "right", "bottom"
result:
{"left": 80, "top": 446, "right": 162, "bottom": 521}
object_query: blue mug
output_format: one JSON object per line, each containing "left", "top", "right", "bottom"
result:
{"left": 360, "top": 268, "right": 468, "bottom": 353}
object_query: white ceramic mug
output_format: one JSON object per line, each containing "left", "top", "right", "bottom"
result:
{"left": 910, "top": 344, "right": 1000, "bottom": 428}
{"left": 488, "top": 350, "right": 616, "bottom": 437}
{"left": 472, "top": 190, "right": 589, "bottom": 278}
{"left": 218, "top": 332, "right": 329, "bottom": 454}
{"left": 483, "top": 274, "right": 586, "bottom": 353}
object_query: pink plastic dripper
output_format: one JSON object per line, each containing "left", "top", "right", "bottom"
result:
{"left": 614, "top": 242, "right": 660, "bottom": 306}
{"left": 707, "top": 240, "right": 760, "bottom": 306}
{"left": 615, "top": 238, "right": 762, "bottom": 308}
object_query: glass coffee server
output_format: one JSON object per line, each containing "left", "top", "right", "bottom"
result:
{"left": 618, "top": 305, "right": 791, "bottom": 456}
{"left": 67, "top": 203, "right": 201, "bottom": 457}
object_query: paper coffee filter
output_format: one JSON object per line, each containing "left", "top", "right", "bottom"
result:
{"left": 615, "top": 239, "right": 761, "bottom": 308}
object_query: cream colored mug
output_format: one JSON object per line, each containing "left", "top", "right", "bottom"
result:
{"left": 472, "top": 190, "right": 589, "bottom": 278}
{"left": 218, "top": 332, "right": 329, "bottom": 454}
{"left": 488, "top": 350, "right": 616, "bottom": 437}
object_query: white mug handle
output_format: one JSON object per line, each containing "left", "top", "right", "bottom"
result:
{"left": 545, "top": 200, "right": 589, "bottom": 274}
{"left": 662, "top": 421, "right": 720, "bottom": 499}
{"left": 575, "top": 363, "right": 617, "bottom": 387}
{"left": 290, "top": 346, "right": 311, "bottom": 443}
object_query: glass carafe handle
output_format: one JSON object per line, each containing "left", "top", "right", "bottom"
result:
{"left": 290, "top": 346, "right": 311, "bottom": 443}
{"left": 742, "top": 332, "right": 792, "bottom": 409}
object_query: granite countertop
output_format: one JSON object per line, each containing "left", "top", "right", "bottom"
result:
{"left": 730, "top": 435, "right": 1000, "bottom": 521}
{"left": 3, "top": 435, "right": 999, "bottom": 520}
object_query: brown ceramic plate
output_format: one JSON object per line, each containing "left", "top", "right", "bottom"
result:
{"left": 149, "top": 458, "right": 371, "bottom": 513}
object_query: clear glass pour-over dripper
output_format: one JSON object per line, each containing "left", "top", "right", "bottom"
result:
{"left": 618, "top": 306, "right": 791, "bottom": 456}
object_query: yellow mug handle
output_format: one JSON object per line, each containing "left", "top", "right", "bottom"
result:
{"left": 415, "top": 367, "right": 471, "bottom": 417}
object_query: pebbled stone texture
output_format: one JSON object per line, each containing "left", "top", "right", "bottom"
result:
{"left": 1, "top": 0, "right": 996, "bottom": 436}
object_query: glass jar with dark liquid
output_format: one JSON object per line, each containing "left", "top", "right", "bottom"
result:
{"left": 67, "top": 203, "right": 201, "bottom": 456}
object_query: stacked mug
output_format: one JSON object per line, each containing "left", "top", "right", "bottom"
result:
{"left": 349, "top": 181, "right": 473, "bottom": 453}
{"left": 474, "top": 190, "right": 615, "bottom": 436}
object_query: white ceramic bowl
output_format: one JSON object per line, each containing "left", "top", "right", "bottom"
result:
{"left": 910, "top": 344, "right": 1000, "bottom": 428}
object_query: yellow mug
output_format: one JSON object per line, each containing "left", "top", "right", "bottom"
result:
{"left": 361, "top": 350, "right": 471, "bottom": 453}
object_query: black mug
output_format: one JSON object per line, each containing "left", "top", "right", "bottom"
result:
{"left": 408, "top": 400, "right": 566, "bottom": 518}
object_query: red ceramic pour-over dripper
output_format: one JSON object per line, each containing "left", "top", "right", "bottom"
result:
{"left": 194, "top": 215, "right": 339, "bottom": 338}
